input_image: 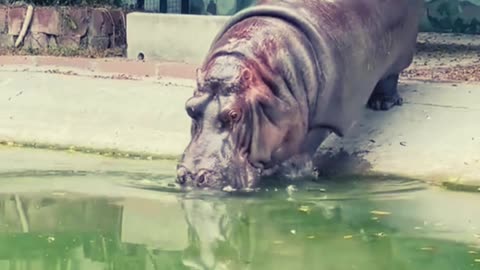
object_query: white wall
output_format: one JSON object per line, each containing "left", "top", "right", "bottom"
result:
{"left": 126, "top": 12, "right": 229, "bottom": 64}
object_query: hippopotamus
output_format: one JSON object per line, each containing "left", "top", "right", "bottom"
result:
{"left": 176, "top": 0, "right": 424, "bottom": 190}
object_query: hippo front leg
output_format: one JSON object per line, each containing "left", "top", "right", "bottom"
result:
{"left": 367, "top": 74, "right": 403, "bottom": 111}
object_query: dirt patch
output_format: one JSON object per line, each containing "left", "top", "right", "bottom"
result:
{"left": 1, "top": 32, "right": 480, "bottom": 83}
{"left": 0, "top": 46, "right": 124, "bottom": 58}
{"left": 401, "top": 32, "right": 480, "bottom": 82}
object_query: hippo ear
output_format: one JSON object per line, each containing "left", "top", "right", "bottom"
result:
{"left": 240, "top": 69, "right": 254, "bottom": 86}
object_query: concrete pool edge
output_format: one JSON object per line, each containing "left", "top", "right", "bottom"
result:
{"left": 0, "top": 70, "right": 479, "bottom": 188}
{"left": 0, "top": 140, "right": 181, "bottom": 161}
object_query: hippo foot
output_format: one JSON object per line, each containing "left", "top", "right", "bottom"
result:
{"left": 367, "top": 94, "right": 403, "bottom": 111}
{"left": 367, "top": 73, "right": 403, "bottom": 111}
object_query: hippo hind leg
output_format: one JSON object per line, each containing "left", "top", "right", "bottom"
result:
{"left": 367, "top": 73, "right": 403, "bottom": 111}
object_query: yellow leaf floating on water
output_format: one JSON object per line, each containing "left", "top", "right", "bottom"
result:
{"left": 343, "top": 235, "right": 353, "bottom": 240}
{"left": 370, "top": 210, "right": 392, "bottom": 216}
{"left": 298, "top": 205, "right": 311, "bottom": 213}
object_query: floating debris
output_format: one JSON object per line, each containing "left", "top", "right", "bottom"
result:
{"left": 370, "top": 210, "right": 392, "bottom": 216}
{"left": 371, "top": 217, "right": 379, "bottom": 221}
{"left": 47, "top": 236, "right": 55, "bottom": 243}
{"left": 343, "top": 235, "right": 353, "bottom": 240}
{"left": 286, "top": 185, "right": 298, "bottom": 193}
{"left": 307, "top": 235, "right": 316, "bottom": 239}
{"left": 375, "top": 232, "right": 387, "bottom": 238}
{"left": 469, "top": 251, "right": 478, "bottom": 254}
{"left": 420, "top": 247, "right": 434, "bottom": 251}
{"left": 414, "top": 227, "right": 423, "bottom": 230}
{"left": 290, "top": 229, "right": 297, "bottom": 235}
{"left": 273, "top": 240, "right": 284, "bottom": 245}
{"left": 298, "top": 205, "right": 311, "bottom": 214}
{"left": 222, "top": 186, "right": 236, "bottom": 192}
{"left": 400, "top": 141, "right": 407, "bottom": 146}
{"left": 475, "top": 259, "right": 480, "bottom": 263}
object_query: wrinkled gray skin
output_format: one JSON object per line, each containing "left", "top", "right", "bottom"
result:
{"left": 177, "top": 0, "right": 424, "bottom": 190}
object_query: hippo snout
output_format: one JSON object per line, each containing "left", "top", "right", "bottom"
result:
{"left": 176, "top": 166, "right": 223, "bottom": 188}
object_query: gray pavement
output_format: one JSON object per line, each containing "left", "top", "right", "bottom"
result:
{"left": 0, "top": 70, "right": 193, "bottom": 157}
{"left": 0, "top": 70, "right": 479, "bottom": 186}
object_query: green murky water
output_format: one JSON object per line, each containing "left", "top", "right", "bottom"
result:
{"left": 0, "top": 147, "right": 479, "bottom": 270}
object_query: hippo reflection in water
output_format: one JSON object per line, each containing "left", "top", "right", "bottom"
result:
{"left": 176, "top": 0, "right": 424, "bottom": 190}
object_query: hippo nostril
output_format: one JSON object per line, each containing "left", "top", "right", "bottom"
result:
{"left": 196, "top": 171, "right": 206, "bottom": 184}
{"left": 176, "top": 167, "right": 191, "bottom": 185}
{"left": 195, "top": 170, "right": 215, "bottom": 187}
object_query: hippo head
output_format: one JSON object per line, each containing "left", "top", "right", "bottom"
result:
{"left": 176, "top": 54, "right": 307, "bottom": 190}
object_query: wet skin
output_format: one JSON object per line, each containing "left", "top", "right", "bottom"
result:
{"left": 177, "top": 0, "right": 424, "bottom": 190}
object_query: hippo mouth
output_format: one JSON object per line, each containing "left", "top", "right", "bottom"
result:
{"left": 176, "top": 156, "right": 262, "bottom": 191}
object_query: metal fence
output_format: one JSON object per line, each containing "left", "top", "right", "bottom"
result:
{"left": 126, "top": 0, "right": 480, "bottom": 34}
{"left": 134, "top": 0, "right": 256, "bottom": 15}
{"left": 1, "top": 0, "right": 479, "bottom": 34}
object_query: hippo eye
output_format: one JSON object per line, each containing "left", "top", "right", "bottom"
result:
{"left": 228, "top": 110, "right": 240, "bottom": 122}
{"left": 218, "top": 109, "right": 241, "bottom": 130}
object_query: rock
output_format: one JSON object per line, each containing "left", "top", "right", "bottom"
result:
{"left": 56, "top": 35, "right": 82, "bottom": 49}
{"left": 89, "top": 35, "right": 110, "bottom": 50}
{"left": 88, "top": 8, "right": 117, "bottom": 50}
{"left": 48, "top": 35, "right": 57, "bottom": 48}
{"left": 89, "top": 8, "right": 113, "bottom": 37}
{"left": 109, "top": 9, "right": 126, "bottom": 47}
{"left": 24, "top": 32, "right": 49, "bottom": 49}
{"left": 0, "top": 6, "right": 7, "bottom": 34}
{"left": 7, "top": 6, "right": 26, "bottom": 35}
{"left": 0, "top": 33, "right": 14, "bottom": 47}
{"left": 61, "top": 7, "right": 89, "bottom": 37}
{"left": 30, "top": 7, "right": 61, "bottom": 35}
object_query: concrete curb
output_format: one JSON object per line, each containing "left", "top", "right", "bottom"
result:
{"left": 0, "top": 70, "right": 478, "bottom": 188}
{"left": 0, "top": 55, "right": 197, "bottom": 80}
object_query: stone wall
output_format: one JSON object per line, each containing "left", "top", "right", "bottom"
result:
{"left": 0, "top": 5, "right": 126, "bottom": 52}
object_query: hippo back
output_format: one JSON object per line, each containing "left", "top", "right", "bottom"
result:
{"left": 205, "top": 0, "right": 423, "bottom": 137}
